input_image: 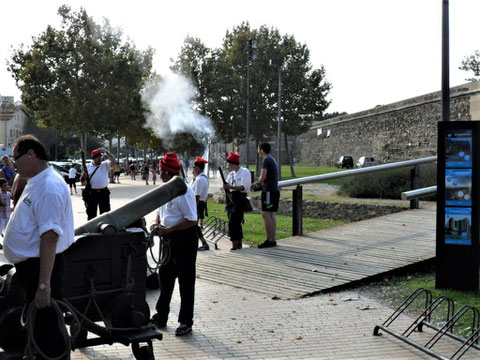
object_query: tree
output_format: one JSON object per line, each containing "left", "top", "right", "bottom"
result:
{"left": 8, "top": 5, "right": 153, "bottom": 150}
{"left": 171, "top": 23, "right": 332, "bottom": 175}
{"left": 459, "top": 50, "right": 480, "bottom": 82}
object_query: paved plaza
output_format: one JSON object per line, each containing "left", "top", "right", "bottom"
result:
{"left": 1, "top": 174, "right": 475, "bottom": 359}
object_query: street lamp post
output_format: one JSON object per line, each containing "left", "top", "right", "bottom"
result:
{"left": 270, "top": 58, "right": 283, "bottom": 180}
{"left": 246, "top": 39, "right": 257, "bottom": 170}
{"left": 231, "top": 115, "right": 235, "bottom": 153}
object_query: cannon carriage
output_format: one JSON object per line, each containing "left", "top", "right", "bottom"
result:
{"left": 0, "top": 176, "right": 187, "bottom": 360}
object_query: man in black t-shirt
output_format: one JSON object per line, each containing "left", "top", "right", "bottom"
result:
{"left": 251, "top": 143, "right": 279, "bottom": 248}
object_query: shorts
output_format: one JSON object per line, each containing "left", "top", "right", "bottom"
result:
{"left": 197, "top": 201, "right": 207, "bottom": 219}
{"left": 261, "top": 190, "right": 280, "bottom": 212}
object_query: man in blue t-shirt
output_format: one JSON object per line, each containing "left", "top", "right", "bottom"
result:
{"left": 251, "top": 143, "right": 279, "bottom": 248}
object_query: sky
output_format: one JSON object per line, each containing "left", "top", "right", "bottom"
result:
{"left": 1, "top": 0, "right": 478, "bottom": 114}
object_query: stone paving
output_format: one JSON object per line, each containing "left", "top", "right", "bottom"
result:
{"left": 2, "top": 174, "right": 477, "bottom": 359}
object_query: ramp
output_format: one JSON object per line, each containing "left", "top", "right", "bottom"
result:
{"left": 196, "top": 206, "right": 436, "bottom": 299}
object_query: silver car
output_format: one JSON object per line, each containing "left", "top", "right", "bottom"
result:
{"left": 356, "top": 156, "right": 376, "bottom": 168}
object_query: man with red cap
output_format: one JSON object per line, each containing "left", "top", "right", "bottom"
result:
{"left": 84, "top": 148, "right": 117, "bottom": 220}
{"left": 192, "top": 156, "right": 210, "bottom": 251}
{"left": 151, "top": 152, "right": 198, "bottom": 336}
{"left": 224, "top": 152, "right": 251, "bottom": 250}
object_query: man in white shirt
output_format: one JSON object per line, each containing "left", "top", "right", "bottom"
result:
{"left": 192, "top": 156, "right": 210, "bottom": 251}
{"left": 4, "top": 134, "right": 74, "bottom": 358}
{"left": 84, "top": 148, "right": 117, "bottom": 220}
{"left": 151, "top": 152, "right": 198, "bottom": 337}
{"left": 223, "top": 152, "right": 251, "bottom": 251}
{"left": 68, "top": 163, "right": 77, "bottom": 195}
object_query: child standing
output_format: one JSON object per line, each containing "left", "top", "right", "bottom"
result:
{"left": 152, "top": 166, "right": 157, "bottom": 185}
{"left": 0, "top": 178, "right": 12, "bottom": 250}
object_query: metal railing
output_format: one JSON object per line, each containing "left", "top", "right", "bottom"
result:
{"left": 277, "top": 156, "right": 437, "bottom": 236}
{"left": 279, "top": 156, "right": 437, "bottom": 188}
{"left": 401, "top": 186, "right": 437, "bottom": 200}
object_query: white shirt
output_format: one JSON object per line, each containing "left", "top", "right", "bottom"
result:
{"left": 156, "top": 186, "right": 197, "bottom": 228}
{"left": 226, "top": 166, "right": 251, "bottom": 194}
{"left": 4, "top": 167, "right": 74, "bottom": 264}
{"left": 87, "top": 160, "right": 111, "bottom": 189}
{"left": 192, "top": 173, "right": 209, "bottom": 202}
{"left": 68, "top": 167, "right": 76, "bottom": 179}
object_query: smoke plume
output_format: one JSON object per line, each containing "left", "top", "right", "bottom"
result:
{"left": 142, "top": 74, "right": 213, "bottom": 145}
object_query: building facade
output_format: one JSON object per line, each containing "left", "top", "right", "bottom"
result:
{"left": 0, "top": 106, "right": 29, "bottom": 148}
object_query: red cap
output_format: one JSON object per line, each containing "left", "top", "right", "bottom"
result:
{"left": 195, "top": 156, "right": 208, "bottom": 164}
{"left": 159, "top": 152, "right": 181, "bottom": 174}
{"left": 227, "top": 152, "right": 240, "bottom": 165}
{"left": 91, "top": 149, "right": 102, "bottom": 158}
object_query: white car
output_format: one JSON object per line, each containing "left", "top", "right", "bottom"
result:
{"left": 356, "top": 156, "right": 376, "bottom": 168}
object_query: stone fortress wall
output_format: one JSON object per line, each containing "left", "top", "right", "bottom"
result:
{"left": 297, "top": 81, "right": 480, "bottom": 166}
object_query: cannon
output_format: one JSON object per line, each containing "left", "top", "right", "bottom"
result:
{"left": 0, "top": 176, "right": 187, "bottom": 360}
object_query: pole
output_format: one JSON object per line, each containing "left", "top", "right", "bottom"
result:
{"left": 231, "top": 115, "right": 235, "bottom": 153}
{"left": 277, "top": 65, "right": 282, "bottom": 180}
{"left": 441, "top": 0, "right": 450, "bottom": 122}
{"left": 246, "top": 59, "right": 250, "bottom": 169}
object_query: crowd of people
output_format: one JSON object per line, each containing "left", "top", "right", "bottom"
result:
{"left": 0, "top": 136, "right": 280, "bottom": 353}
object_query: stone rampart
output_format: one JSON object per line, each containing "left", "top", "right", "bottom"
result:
{"left": 297, "top": 82, "right": 480, "bottom": 166}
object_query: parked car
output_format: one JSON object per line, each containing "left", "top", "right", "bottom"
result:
{"left": 49, "top": 163, "right": 70, "bottom": 183}
{"left": 50, "top": 161, "right": 82, "bottom": 181}
{"left": 336, "top": 156, "right": 354, "bottom": 169}
{"left": 356, "top": 156, "right": 376, "bottom": 168}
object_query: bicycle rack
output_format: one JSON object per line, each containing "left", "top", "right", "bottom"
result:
{"left": 201, "top": 216, "right": 229, "bottom": 250}
{"left": 374, "top": 288, "right": 480, "bottom": 359}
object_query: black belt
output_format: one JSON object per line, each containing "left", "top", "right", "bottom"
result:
{"left": 91, "top": 187, "right": 108, "bottom": 192}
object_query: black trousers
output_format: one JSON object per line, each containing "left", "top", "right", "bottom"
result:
{"left": 15, "top": 253, "right": 67, "bottom": 359}
{"left": 228, "top": 192, "right": 245, "bottom": 241}
{"left": 155, "top": 226, "right": 198, "bottom": 326}
{"left": 86, "top": 187, "right": 111, "bottom": 220}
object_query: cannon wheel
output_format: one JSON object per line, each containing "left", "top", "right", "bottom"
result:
{"left": 132, "top": 340, "right": 155, "bottom": 360}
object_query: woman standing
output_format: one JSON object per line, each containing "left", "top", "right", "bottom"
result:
{"left": 0, "top": 155, "right": 16, "bottom": 188}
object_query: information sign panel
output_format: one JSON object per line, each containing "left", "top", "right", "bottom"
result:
{"left": 436, "top": 122, "right": 479, "bottom": 291}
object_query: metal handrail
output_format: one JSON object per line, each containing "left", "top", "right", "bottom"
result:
{"left": 401, "top": 186, "right": 437, "bottom": 200}
{"left": 278, "top": 156, "right": 437, "bottom": 188}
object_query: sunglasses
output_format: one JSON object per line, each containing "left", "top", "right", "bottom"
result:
{"left": 13, "top": 152, "right": 27, "bottom": 161}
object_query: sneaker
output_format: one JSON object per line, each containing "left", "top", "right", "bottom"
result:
{"left": 175, "top": 323, "right": 192, "bottom": 336}
{"left": 198, "top": 244, "right": 210, "bottom": 251}
{"left": 258, "top": 240, "right": 277, "bottom": 248}
{"left": 151, "top": 314, "right": 166, "bottom": 328}
{"left": 0, "top": 244, "right": 3, "bottom": 250}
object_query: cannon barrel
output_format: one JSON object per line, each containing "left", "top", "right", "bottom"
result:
{"left": 74, "top": 176, "right": 187, "bottom": 235}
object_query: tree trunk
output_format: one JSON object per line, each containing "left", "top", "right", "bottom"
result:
{"left": 109, "top": 138, "right": 115, "bottom": 184}
{"left": 117, "top": 135, "right": 121, "bottom": 162}
{"left": 143, "top": 136, "right": 147, "bottom": 163}
{"left": 284, "top": 133, "right": 296, "bottom": 178}
{"left": 255, "top": 139, "right": 261, "bottom": 179}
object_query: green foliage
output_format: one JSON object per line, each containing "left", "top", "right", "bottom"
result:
{"left": 207, "top": 199, "right": 348, "bottom": 245}
{"left": 170, "top": 132, "right": 205, "bottom": 159}
{"left": 170, "top": 23, "right": 332, "bottom": 148}
{"left": 338, "top": 164, "right": 437, "bottom": 199}
{"left": 8, "top": 5, "right": 153, "bottom": 143}
{"left": 459, "top": 50, "right": 480, "bottom": 82}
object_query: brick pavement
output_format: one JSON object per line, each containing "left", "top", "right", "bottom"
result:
{"left": 71, "top": 277, "right": 478, "bottom": 359}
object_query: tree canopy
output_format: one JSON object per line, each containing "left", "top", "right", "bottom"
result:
{"left": 8, "top": 5, "right": 154, "bottom": 149}
{"left": 459, "top": 50, "right": 480, "bottom": 82}
{"left": 171, "top": 23, "right": 332, "bottom": 152}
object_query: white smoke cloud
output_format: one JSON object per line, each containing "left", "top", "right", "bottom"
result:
{"left": 142, "top": 74, "right": 213, "bottom": 144}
